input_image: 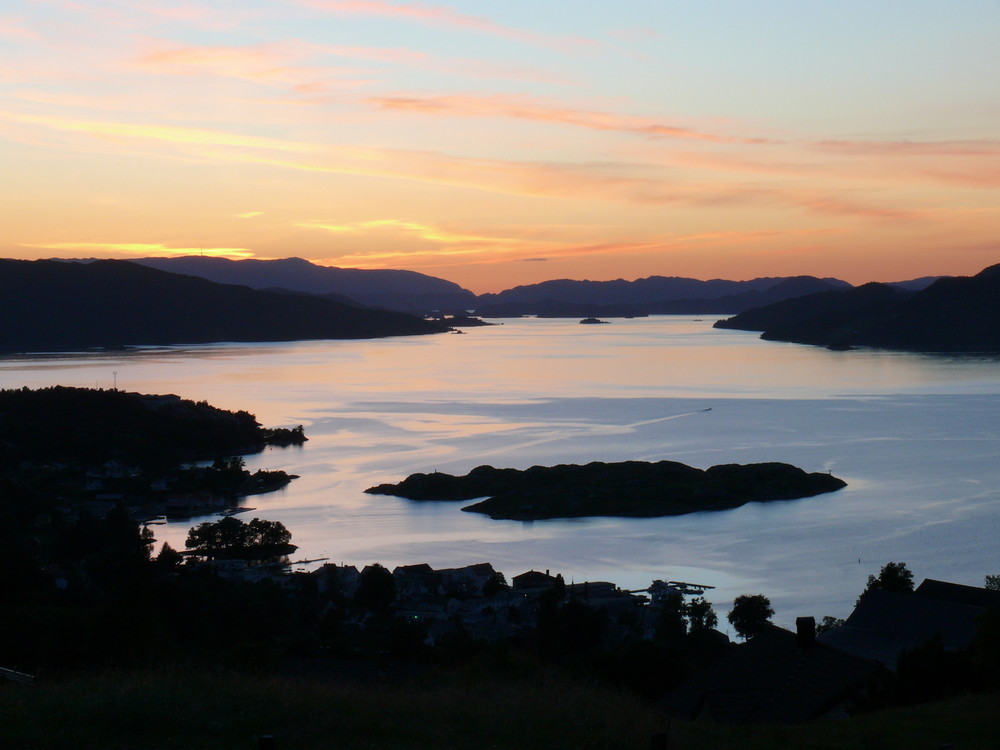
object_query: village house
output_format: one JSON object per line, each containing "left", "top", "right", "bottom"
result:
{"left": 316, "top": 563, "right": 361, "bottom": 600}
{"left": 437, "top": 562, "right": 497, "bottom": 597}
{"left": 392, "top": 563, "right": 440, "bottom": 598}
{"left": 512, "top": 569, "right": 563, "bottom": 594}
{"left": 566, "top": 580, "right": 646, "bottom": 612}
{"left": 664, "top": 578, "right": 999, "bottom": 723}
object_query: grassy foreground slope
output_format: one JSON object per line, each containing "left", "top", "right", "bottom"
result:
{"left": 1, "top": 669, "right": 997, "bottom": 750}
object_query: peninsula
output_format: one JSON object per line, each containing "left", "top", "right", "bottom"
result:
{"left": 0, "top": 386, "right": 306, "bottom": 517}
{"left": 0, "top": 258, "right": 448, "bottom": 353}
{"left": 365, "top": 460, "right": 847, "bottom": 520}
{"left": 714, "top": 263, "right": 1000, "bottom": 352}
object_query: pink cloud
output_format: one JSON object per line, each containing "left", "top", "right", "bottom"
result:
{"left": 133, "top": 40, "right": 371, "bottom": 91}
{"left": 299, "top": 0, "right": 596, "bottom": 51}
{"left": 367, "top": 94, "right": 772, "bottom": 144}
{"left": 816, "top": 139, "right": 1000, "bottom": 157}
{"left": 0, "top": 17, "right": 42, "bottom": 42}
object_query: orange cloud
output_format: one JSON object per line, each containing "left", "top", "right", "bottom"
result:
{"left": 299, "top": 0, "right": 596, "bottom": 51}
{"left": 134, "top": 40, "right": 372, "bottom": 91}
{"left": 302, "top": 220, "right": 836, "bottom": 272}
{"left": 367, "top": 94, "right": 772, "bottom": 144}
{"left": 0, "top": 109, "right": 939, "bottom": 223}
{"left": 296, "top": 219, "right": 535, "bottom": 268}
{"left": 0, "top": 110, "right": 317, "bottom": 152}
{"left": 297, "top": 218, "right": 527, "bottom": 246}
{"left": 19, "top": 242, "right": 258, "bottom": 259}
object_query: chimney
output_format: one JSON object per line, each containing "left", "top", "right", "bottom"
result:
{"left": 795, "top": 616, "right": 816, "bottom": 649}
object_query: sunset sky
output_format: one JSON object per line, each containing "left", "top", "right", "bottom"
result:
{"left": 2, "top": 1, "right": 998, "bottom": 293}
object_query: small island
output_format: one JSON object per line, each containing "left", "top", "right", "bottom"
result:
{"left": 365, "top": 460, "right": 846, "bottom": 520}
{"left": 579, "top": 317, "right": 610, "bottom": 325}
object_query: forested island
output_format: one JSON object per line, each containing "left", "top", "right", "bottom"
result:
{"left": 365, "top": 460, "right": 847, "bottom": 520}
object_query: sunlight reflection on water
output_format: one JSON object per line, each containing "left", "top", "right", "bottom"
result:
{"left": 2, "top": 316, "right": 999, "bottom": 627}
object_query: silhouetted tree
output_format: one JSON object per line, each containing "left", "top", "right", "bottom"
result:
{"left": 687, "top": 597, "right": 718, "bottom": 633}
{"left": 653, "top": 591, "right": 687, "bottom": 642}
{"left": 354, "top": 563, "right": 395, "bottom": 614}
{"left": 858, "top": 561, "right": 914, "bottom": 604}
{"left": 985, "top": 574, "right": 1000, "bottom": 591}
{"left": 816, "top": 615, "right": 846, "bottom": 633}
{"left": 185, "top": 516, "right": 293, "bottom": 560}
{"left": 727, "top": 594, "right": 774, "bottom": 640}
{"left": 155, "top": 541, "right": 184, "bottom": 574}
{"left": 482, "top": 570, "right": 510, "bottom": 597}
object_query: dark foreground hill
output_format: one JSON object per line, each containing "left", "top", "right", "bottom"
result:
{"left": 366, "top": 460, "right": 846, "bottom": 520}
{"left": 0, "top": 259, "right": 447, "bottom": 352}
{"left": 714, "top": 263, "right": 1000, "bottom": 352}
{"left": 3, "top": 670, "right": 996, "bottom": 750}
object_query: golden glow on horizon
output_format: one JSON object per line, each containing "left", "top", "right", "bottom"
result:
{"left": 1, "top": 1, "right": 997, "bottom": 293}
{"left": 20, "top": 242, "right": 259, "bottom": 260}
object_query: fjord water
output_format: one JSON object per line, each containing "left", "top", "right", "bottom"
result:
{"left": 3, "top": 317, "right": 998, "bottom": 628}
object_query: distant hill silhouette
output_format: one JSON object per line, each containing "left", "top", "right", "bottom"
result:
{"left": 131, "top": 256, "right": 477, "bottom": 312}
{"left": 73, "top": 257, "right": 948, "bottom": 319}
{"left": 0, "top": 259, "right": 448, "bottom": 352}
{"left": 474, "top": 275, "right": 852, "bottom": 317}
{"left": 714, "top": 264, "right": 1000, "bottom": 352}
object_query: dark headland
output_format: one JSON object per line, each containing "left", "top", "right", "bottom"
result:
{"left": 0, "top": 386, "right": 305, "bottom": 517}
{"left": 714, "top": 263, "right": 1000, "bottom": 352}
{"left": 366, "top": 460, "right": 847, "bottom": 520}
{"left": 0, "top": 258, "right": 448, "bottom": 353}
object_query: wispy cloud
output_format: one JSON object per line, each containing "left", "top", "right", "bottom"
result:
{"left": 133, "top": 40, "right": 373, "bottom": 91}
{"left": 130, "top": 37, "right": 561, "bottom": 97}
{"left": 0, "top": 110, "right": 318, "bottom": 151}
{"left": 0, "top": 17, "right": 42, "bottom": 42}
{"left": 816, "top": 139, "right": 1000, "bottom": 157}
{"left": 0, "top": 110, "right": 951, "bottom": 223}
{"left": 302, "top": 220, "right": 836, "bottom": 272}
{"left": 19, "top": 242, "right": 258, "bottom": 259}
{"left": 32, "top": 0, "right": 260, "bottom": 32}
{"left": 367, "top": 94, "right": 772, "bottom": 144}
{"left": 296, "top": 218, "right": 529, "bottom": 246}
{"left": 298, "top": 0, "right": 596, "bottom": 51}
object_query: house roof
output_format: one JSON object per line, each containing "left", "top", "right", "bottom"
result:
{"left": 666, "top": 577, "right": 997, "bottom": 724}
{"left": 438, "top": 562, "right": 495, "bottom": 577}
{"left": 665, "top": 624, "right": 880, "bottom": 723}
{"left": 915, "top": 578, "right": 1000, "bottom": 609}
{"left": 393, "top": 563, "right": 436, "bottom": 577}
{"left": 817, "top": 587, "right": 988, "bottom": 668}
{"left": 512, "top": 570, "right": 559, "bottom": 587}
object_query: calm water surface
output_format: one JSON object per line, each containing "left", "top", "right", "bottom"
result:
{"left": 3, "top": 317, "right": 998, "bottom": 629}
